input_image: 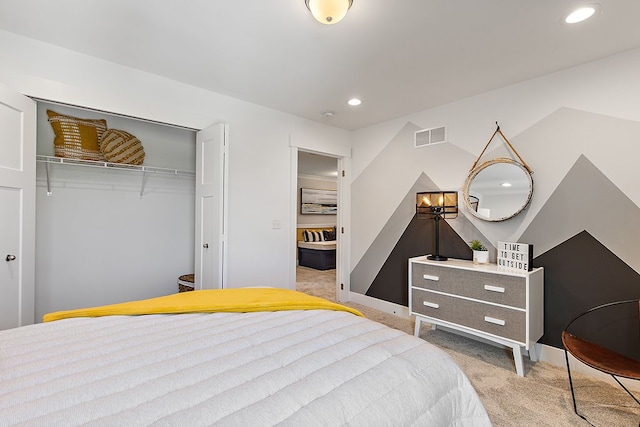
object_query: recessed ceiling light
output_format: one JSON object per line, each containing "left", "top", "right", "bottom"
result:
{"left": 564, "top": 4, "right": 600, "bottom": 24}
{"left": 347, "top": 98, "right": 362, "bottom": 106}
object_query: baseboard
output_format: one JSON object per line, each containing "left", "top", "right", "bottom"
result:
{"left": 347, "top": 292, "right": 410, "bottom": 319}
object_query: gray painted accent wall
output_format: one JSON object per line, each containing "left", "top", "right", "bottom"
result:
{"left": 352, "top": 107, "right": 640, "bottom": 350}
{"left": 521, "top": 152, "right": 640, "bottom": 273}
{"left": 365, "top": 216, "right": 473, "bottom": 305}
{"left": 352, "top": 170, "right": 494, "bottom": 296}
{"left": 351, "top": 173, "right": 437, "bottom": 294}
{"left": 351, "top": 121, "right": 476, "bottom": 268}
{"left": 534, "top": 231, "right": 640, "bottom": 348}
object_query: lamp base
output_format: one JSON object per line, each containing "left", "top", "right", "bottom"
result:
{"left": 427, "top": 255, "right": 448, "bottom": 261}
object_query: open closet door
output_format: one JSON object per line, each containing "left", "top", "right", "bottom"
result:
{"left": 0, "top": 83, "right": 36, "bottom": 329}
{"left": 195, "top": 123, "right": 228, "bottom": 290}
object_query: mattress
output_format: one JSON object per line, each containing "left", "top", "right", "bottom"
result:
{"left": 0, "top": 309, "right": 490, "bottom": 426}
{"left": 297, "top": 240, "right": 336, "bottom": 250}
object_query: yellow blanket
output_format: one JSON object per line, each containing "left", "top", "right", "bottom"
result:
{"left": 43, "top": 288, "right": 363, "bottom": 322}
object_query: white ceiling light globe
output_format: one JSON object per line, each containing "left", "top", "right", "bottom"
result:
{"left": 305, "top": 0, "right": 353, "bottom": 25}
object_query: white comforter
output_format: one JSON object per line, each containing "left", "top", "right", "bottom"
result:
{"left": 1, "top": 310, "right": 491, "bottom": 426}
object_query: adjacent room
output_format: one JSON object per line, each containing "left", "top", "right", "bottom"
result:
{"left": 2, "top": 1, "right": 640, "bottom": 425}
{"left": 296, "top": 151, "right": 338, "bottom": 300}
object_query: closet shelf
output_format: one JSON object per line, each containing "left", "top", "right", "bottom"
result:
{"left": 37, "top": 155, "right": 195, "bottom": 176}
{"left": 36, "top": 155, "right": 195, "bottom": 197}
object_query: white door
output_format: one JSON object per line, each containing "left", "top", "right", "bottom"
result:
{"left": 195, "top": 123, "right": 228, "bottom": 289}
{"left": 0, "top": 83, "right": 36, "bottom": 330}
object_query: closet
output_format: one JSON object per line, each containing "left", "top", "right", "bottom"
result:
{"left": 0, "top": 81, "right": 227, "bottom": 329}
{"left": 33, "top": 101, "right": 200, "bottom": 321}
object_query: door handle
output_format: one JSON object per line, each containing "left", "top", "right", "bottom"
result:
{"left": 203, "top": 243, "right": 209, "bottom": 249}
{"left": 5, "top": 254, "right": 16, "bottom": 262}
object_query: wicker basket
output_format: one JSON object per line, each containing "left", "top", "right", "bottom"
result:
{"left": 177, "top": 274, "right": 195, "bottom": 292}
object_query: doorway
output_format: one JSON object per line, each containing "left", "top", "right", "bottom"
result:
{"left": 289, "top": 143, "right": 350, "bottom": 303}
{"left": 295, "top": 151, "right": 338, "bottom": 301}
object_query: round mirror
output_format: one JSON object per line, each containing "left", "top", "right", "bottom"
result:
{"left": 463, "top": 158, "right": 533, "bottom": 222}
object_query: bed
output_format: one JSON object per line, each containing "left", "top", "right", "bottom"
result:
{"left": 0, "top": 288, "right": 491, "bottom": 426}
{"left": 298, "top": 240, "right": 336, "bottom": 270}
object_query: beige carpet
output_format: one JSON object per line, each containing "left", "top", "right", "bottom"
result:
{"left": 296, "top": 266, "right": 640, "bottom": 426}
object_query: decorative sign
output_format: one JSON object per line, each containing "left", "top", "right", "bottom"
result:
{"left": 497, "top": 241, "right": 533, "bottom": 272}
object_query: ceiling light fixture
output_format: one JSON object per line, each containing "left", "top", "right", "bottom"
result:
{"left": 305, "top": 0, "right": 353, "bottom": 25}
{"left": 347, "top": 98, "right": 361, "bottom": 106}
{"left": 564, "top": 4, "right": 600, "bottom": 24}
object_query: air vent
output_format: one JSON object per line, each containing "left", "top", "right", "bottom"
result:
{"left": 414, "top": 126, "right": 446, "bottom": 147}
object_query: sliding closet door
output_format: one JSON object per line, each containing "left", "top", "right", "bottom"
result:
{"left": 195, "top": 123, "right": 228, "bottom": 289}
{"left": 0, "top": 83, "right": 35, "bottom": 329}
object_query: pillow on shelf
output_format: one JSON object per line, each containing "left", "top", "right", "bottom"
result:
{"left": 99, "top": 129, "right": 145, "bottom": 165}
{"left": 47, "top": 110, "right": 107, "bottom": 161}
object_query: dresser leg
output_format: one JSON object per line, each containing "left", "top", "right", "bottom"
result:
{"left": 528, "top": 342, "right": 540, "bottom": 362}
{"left": 513, "top": 345, "right": 525, "bottom": 376}
{"left": 414, "top": 317, "right": 422, "bottom": 337}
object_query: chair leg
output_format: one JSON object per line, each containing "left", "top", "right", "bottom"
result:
{"left": 565, "top": 350, "right": 578, "bottom": 414}
{"left": 611, "top": 375, "right": 640, "bottom": 406}
{"left": 564, "top": 349, "right": 594, "bottom": 426}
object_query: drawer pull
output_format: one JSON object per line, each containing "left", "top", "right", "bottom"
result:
{"left": 422, "top": 274, "right": 439, "bottom": 281}
{"left": 484, "top": 284, "right": 505, "bottom": 293}
{"left": 423, "top": 301, "right": 440, "bottom": 309}
{"left": 484, "top": 316, "right": 506, "bottom": 326}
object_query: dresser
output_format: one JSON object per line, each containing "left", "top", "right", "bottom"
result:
{"left": 409, "top": 256, "right": 544, "bottom": 376}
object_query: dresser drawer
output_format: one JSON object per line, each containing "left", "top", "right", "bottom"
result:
{"left": 411, "top": 288, "right": 526, "bottom": 343}
{"left": 411, "top": 262, "right": 526, "bottom": 309}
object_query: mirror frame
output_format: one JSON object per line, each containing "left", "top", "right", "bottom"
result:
{"left": 462, "top": 158, "right": 533, "bottom": 222}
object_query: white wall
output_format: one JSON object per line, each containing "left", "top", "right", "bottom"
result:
{"left": 0, "top": 30, "right": 351, "bottom": 315}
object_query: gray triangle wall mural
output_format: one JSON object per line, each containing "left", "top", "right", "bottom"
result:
{"left": 350, "top": 119, "right": 481, "bottom": 298}
{"left": 533, "top": 230, "right": 640, "bottom": 349}
{"left": 520, "top": 154, "right": 640, "bottom": 348}
{"left": 351, "top": 171, "right": 490, "bottom": 305}
{"left": 350, "top": 172, "right": 438, "bottom": 296}
{"left": 365, "top": 214, "right": 472, "bottom": 305}
{"left": 350, "top": 108, "right": 640, "bottom": 354}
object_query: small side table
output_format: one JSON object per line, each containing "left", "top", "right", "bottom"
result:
{"left": 563, "top": 299, "right": 640, "bottom": 424}
{"left": 177, "top": 274, "right": 195, "bottom": 292}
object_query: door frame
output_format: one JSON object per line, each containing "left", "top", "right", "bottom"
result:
{"left": 289, "top": 138, "right": 351, "bottom": 302}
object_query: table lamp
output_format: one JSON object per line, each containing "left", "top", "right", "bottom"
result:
{"left": 416, "top": 191, "right": 458, "bottom": 261}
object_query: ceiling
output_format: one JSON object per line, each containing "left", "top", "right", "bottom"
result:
{"left": 1, "top": 1, "right": 639, "bottom": 130}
